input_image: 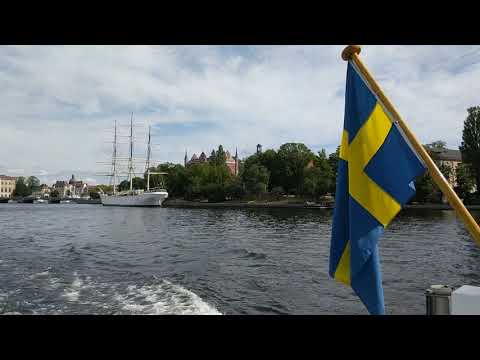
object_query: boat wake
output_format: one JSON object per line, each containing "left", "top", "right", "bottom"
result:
{"left": 2, "top": 271, "right": 222, "bottom": 315}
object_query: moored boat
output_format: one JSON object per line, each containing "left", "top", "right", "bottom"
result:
{"left": 99, "top": 115, "right": 168, "bottom": 207}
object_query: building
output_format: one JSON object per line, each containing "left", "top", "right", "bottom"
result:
{"left": 0, "top": 175, "right": 16, "bottom": 199}
{"left": 185, "top": 148, "right": 239, "bottom": 176}
{"left": 69, "top": 174, "right": 88, "bottom": 197}
{"left": 225, "top": 150, "right": 239, "bottom": 175}
{"left": 53, "top": 180, "right": 72, "bottom": 198}
{"left": 32, "top": 184, "right": 51, "bottom": 199}
{"left": 52, "top": 174, "right": 88, "bottom": 198}
{"left": 426, "top": 147, "right": 462, "bottom": 187}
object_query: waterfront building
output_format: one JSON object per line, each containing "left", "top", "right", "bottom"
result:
{"left": 68, "top": 174, "right": 88, "bottom": 197}
{"left": 53, "top": 180, "right": 73, "bottom": 197}
{"left": 426, "top": 147, "right": 462, "bottom": 187}
{"left": 32, "top": 184, "right": 51, "bottom": 199}
{"left": 53, "top": 174, "right": 89, "bottom": 198}
{"left": 0, "top": 175, "right": 16, "bottom": 199}
{"left": 185, "top": 148, "right": 239, "bottom": 176}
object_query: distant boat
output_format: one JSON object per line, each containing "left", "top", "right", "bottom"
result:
{"left": 33, "top": 199, "right": 48, "bottom": 204}
{"left": 73, "top": 198, "right": 101, "bottom": 204}
{"left": 99, "top": 115, "right": 168, "bottom": 207}
{"left": 49, "top": 198, "right": 60, "bottom": 204}
{"left": 8, "top": 199, "right": 17, "bottom": 203}
{"left": 21, "top": 197, "right": 34, "bottom": 204}
{"left": 60, "top": 199, "right": 72, "bottom": 204}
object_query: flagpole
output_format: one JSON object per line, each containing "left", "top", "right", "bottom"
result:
{"left": 341, "top": 45, "right": 480, "bottom": 247}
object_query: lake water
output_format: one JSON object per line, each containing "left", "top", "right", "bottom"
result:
{"left": 1, "top": 203, "right": 479, "bottom": 315}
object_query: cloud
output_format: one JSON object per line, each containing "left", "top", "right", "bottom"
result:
{"left": 1, "top": 45, "right": 479, "bottom": 184}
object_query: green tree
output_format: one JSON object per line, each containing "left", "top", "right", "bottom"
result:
{"left": 132, "top": 177, "right": 145, "bottom": 190}
{"left": 25, "top": 176, "right": 40, "bottom": 193}
{"left": 50, "top": 189, "right": 60, "bottom": 198}
{"left": 13, "top": 177, "right": 31, "bottom": 197}
{"left": 118, "top": 180, "right": 130, "bottom": 191}
{"left": 455, "top": 163, "right": 475, "bottom": 202}
{"left": 277, "top": 143, "right": 315, "bottom": 194}
{"left": 215, "top": 145, "right": 227, "bottom": 167}
{"left": 460, "top": 106, "right": 480, "bottom": 193}
{"left": 242, "top": 163, "right": 270, "bottom": 195}
{"left": 224, "top": 177, "right": 245, "bottom": 200}
{"left": 328, "top": 147, "right": 340, "bottom": 194}
{"left": 89, "top": 190, "right": 100, "bottom": 199}
{"left": 301, "top": 150, "right": 334, "bottom": 200}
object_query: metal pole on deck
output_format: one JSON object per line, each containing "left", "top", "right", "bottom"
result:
{"left": 425, "top": 285, "right": 452, "bottom": 315}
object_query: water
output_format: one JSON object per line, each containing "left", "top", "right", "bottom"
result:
{"left": 1, "top": 204, "right": 479, "bottom": 315}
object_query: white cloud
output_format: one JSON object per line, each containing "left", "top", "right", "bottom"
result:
{"left": 1, "top": 45, "right": 479, "bottom": 184}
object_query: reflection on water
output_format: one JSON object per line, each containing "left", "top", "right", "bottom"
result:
{"left": 0, "top": 204, "right": 479, "bottom": 315}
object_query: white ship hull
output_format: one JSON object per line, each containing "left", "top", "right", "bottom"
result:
{"left": 100, "top": 191, "right": 168, "bottom": 207}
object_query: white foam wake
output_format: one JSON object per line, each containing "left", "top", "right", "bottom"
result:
{"left": 55, "top": 272, "right": 222, "bottom": 315}
{"left": 115, "top": 280, "right": 222, "bottom": 315}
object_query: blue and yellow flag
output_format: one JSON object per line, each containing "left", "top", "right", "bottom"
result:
{"left": 329, "top": 62, "right": 427, "bottom": 315}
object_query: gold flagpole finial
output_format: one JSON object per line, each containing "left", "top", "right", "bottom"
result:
{"left": 341, "top": 45, "right": 362, "bottom": 61}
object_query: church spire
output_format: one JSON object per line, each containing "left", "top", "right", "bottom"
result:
{"left": 235, "top": 146, "right": 239, "bottom": 176}
{"left": 184, "top": 149, "right": 188, "bottom": 167}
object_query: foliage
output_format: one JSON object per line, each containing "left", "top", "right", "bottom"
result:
{"left": 25, "top": 176, "right": 41, "bottom": 192}
{"left": 50, "top": 189, "right": 60, "bottom": 198}
{"left": 118, "top": 177, "right": 145, "bottom": 191}
{"left": 224, "top": 177, "right": 245, "bottom": 200}
{"left": 241, "top": 163, "right": 270, "bottom": 195}
{"left": 13, "top": 177, "right": 31, "bottom": 197}
{"left": 460, "top": 106, "right": 480, "bottom": 193}
{"left": 276, "top": 143, "right": 315, "bottom": 193}
{"left": 89, "top": 190, "right": 101, "bottom": 199}
{"left": 96, "top": 184, "right": 113, "bottom": 194}
{"left": 455, "top": 163, "right": 476, "bottom": 201}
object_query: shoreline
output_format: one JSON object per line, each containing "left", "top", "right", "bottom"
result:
{"left": 162, "top": 199, "right": 480, "bottom": 211}
{"left": 162, "top": 198, "right": 333, "bottom": 209}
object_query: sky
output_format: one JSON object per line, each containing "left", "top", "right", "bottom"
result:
{"left": 1, "top": 45, "right": 480, "bottom": 185}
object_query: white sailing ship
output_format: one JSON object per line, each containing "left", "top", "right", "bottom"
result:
{"left": 99, "top": 115, "right": 168, "bottom": 207}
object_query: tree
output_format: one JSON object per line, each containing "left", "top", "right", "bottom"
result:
{"left": 25, "top": 176, "right": 40, "bottom": 193}
{"left": 277, "top": 143, "right": 315, "bottom": 194}
{"left": 13, "top": 177, "right": 31, "bottom": 197}
{"left": 89, "top": 190, "right": 100, "bottom": 199}
{"left": 132, "top": 177, "right": 145, "bottom": 190}
{"left": 50, "top": 189, "right": 60, "bottom": 198}
{"left": 301, "top": 150, "right": 334, "bottom": 200}
{"left": 215, "top": 145, "right": 227, "bottom": 167}
{"left": 455, "top": 163, "right": 476, "bottom": 202}
{"left": 118, "top": 180, "right": 130, "bottom": 191}
{"left": 427, "top": 140, "right": 447, "bottom": 151}
{"left": 328, "top": 147, "right": 340, "bottom": 194}
{"left": 460, "top": 107, "right": 480, "bottom": 194}
{"left": 242, "top": 163, "right": 270, "bottom": 195}
{"left": 225, "top": 177, "right": 245, "bottom": 200}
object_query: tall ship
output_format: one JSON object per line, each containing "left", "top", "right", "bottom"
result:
{"left": 99, "top": 114, "right": 168, "bottom": 207}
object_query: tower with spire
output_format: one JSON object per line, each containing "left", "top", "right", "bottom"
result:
{"left": 184, "top": 149, "right": 188, "bottom": 167}
{"left": 235, "top": 147, "right": 239, "bottom": 176}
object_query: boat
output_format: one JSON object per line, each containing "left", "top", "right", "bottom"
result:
{"left": 73, "top": 198, "right": 101, "bottom": 204}
{"left": 7, "top": 199, "right": 17, "bottom": 203}
{"left": 60, "top": 199, "right": 73, "bottom": 204}
{"left": 33, "top": 198, "right": 48, "bottom": 204}
{"left": 99, "top": 115, "right": 168, "bottom": 207}
{"left": 0, "top": 198, "right": 9, "bottom": 203}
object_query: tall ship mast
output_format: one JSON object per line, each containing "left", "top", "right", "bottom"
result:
{"left": 100, "top": 114, "right": 168, "bottom": 207}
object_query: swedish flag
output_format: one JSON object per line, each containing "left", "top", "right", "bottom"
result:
{"left": 329, "top": 62, "right": 427, "bottom": 314}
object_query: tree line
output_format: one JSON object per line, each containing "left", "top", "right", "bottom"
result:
{"left": 139, "top": 144, "right": 339, "bottom": 203}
